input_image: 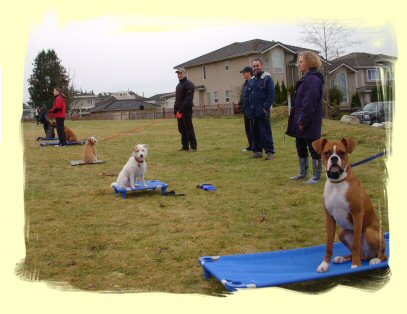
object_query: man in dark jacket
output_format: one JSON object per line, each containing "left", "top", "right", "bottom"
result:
{"left": 244, "top": 58, "right": 275, "bottom": 160}
{"left": 174, "top": 68, "right": 197, "bottom": 152}
{"left": 238, "top": 66, "right": 253, "bottom": 152}
{"left": 286, "top": 51, "right": 325, "bottom": 184}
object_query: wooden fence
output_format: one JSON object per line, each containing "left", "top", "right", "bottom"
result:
{"left": 77, "top": 104, "right": 237, "bottom": 121}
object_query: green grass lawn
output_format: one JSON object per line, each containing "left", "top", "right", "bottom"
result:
{"left": 20, "top": 108, "right": 390, "bottom": 295}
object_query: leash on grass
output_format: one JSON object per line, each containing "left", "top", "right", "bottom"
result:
{"left": 99, "top": 116, "right": 173, "bottom": 143}
{"left": 351, "top": 150, "right": 386, "bottom": 168}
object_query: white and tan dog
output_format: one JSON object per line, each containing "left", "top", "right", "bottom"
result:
{"left": 312, "top": 138, "right": 387, "bottom": 272}
{"left": 82, "top": 136, "right": 98, "bottom": 163}
{"left": 111, "top": 144, "right": 148, "bottom": 189}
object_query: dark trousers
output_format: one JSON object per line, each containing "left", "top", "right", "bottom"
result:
{"left": 55, "top": 118, "right": 67, "bottom": 146}
{"left": 250, "top": 118, "right": 275, "bottom": 154}
{"left": 295, "top": 137, "right": 320, "bottom": 159}
{"left": 244, "top": 114, "right": 252, "bottom": 149}
{"left": 177, "top": 111, "right": 197, "bottom": 150}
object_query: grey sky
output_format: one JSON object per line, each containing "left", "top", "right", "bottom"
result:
{"left": 24, "top": 12, "right": 397, "bottom": 101}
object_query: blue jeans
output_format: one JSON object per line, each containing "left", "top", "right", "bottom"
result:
{"left": 250, "top": 118, "right": 275, "bottom": 154}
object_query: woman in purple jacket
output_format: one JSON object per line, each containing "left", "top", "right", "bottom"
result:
{"left": 286, "top": 51, "right": 324, "bottom": 184}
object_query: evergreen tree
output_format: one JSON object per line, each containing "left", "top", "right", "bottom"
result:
{"left": 351, "top": 92, "right": 361, "bottom": 108}
{"left": 274, "top": 81, "right": 282, "bottom": 105}
{"left": 28, "top": 49, "right": 71, "bottom": 109}
{"left": 281, "top": 81, "right": 288, "bottom": 104}
{"left": 329, "top": 86, "right": 343, "bottom": 106}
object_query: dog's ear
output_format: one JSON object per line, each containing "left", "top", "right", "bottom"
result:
{"left": 341, "top": 138, "right": 357, "bottom": 153}
{"left": 312, "top": 138, "right": 328, "bottom": 155}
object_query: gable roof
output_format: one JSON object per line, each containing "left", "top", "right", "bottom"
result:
{"left": 174, "top": 39, "right": 314, "bottom": 69}
{"left": 329, "top": 52, "right": 397, "bottom": 72}
{"left": 146, "top": 92, "right": 175, "bottom": 101}
{"left": 89, "top": 98, "right": 159, "bottom": 113}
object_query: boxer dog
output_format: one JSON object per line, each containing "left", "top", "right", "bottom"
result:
{"left": 312, "top": 138, "right": 387, "bottom": 272}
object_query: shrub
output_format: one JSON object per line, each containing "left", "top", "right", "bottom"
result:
{"left": 281, "top": 81, "right": 288, "bottom": 104}
{"left": 329, "top": 86, "right": 343, "bottom": 107}
{"left": 351, "top": 92, "right": 361, "bottom": 108}
{"left": 274, "top": 81, "right": 282, "bottom": 105}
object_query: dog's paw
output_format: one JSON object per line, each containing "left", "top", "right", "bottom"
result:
{"left": 316, "top": 261, "right": 330, "bottom": 273}
{"left": 333, "top": 256, "right": 351, "bottom": 264}
{"left": 369, "top": 258, "right": 381, "bottom": 265}
{"left": 351, "top": 264, "right": 360, "bottom": 269}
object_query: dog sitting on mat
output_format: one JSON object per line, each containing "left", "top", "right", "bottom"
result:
{"left": 312, "top": 138, "right": 387, "bottom": 272}
{"left": 82, "top": 136, "right": 98, "bottom": 163}
{"left": 111, "top": 144, "right": 148, "bottom": 189}
{"left": 51, "top": 121, "right": 78, "bottom": 142}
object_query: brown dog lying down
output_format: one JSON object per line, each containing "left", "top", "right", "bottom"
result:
{"left": 51, "top": 121, "right": 78, "bottom": 142}
{"left": 82, "top": 136, "right": 98, "bottom": 163}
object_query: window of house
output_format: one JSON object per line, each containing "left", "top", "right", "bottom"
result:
{"left": 225, "top": 90, "right": 231, "bottom": 102}
{"left": 330, "top": 79, "right": 335, "bottom": 88}
{"left": 272, "top": 50, "right": 285, "bottom": 73}
{"left": 225, "top": 61, "right": 229, "bottom": 70}
{"left": 338, "top": 73, "right": 348, "bottom": 103}
{"left": 367, "top": 69, "right": 381, "bottom": 81}
{"left": 203, "top": 66, "right": 207, "bottom": 80}
{"left": 214, "top": 91, "right": 219, "bottom": 103}
{"left": 264, "top": 57, "right": 270, "bottom": 73}
{"left": 207, "top": 92, "right": 211, "bottom": 105}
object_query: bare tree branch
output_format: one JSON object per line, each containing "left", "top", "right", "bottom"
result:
{"left": 298, "top": 19, "right": 362, "bottom": 61}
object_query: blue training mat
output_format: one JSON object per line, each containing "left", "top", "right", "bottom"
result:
{"left": 36, "top": 137, "right": 58, "bottom": 141}
{"left": 112, "top": 179, "right": 168, "bottom": 199}
{"left": 199, "top": 233, "right": 389, "bottom": 291}
{"left": 40, "top": 140, "right": 86, "bottom": 146}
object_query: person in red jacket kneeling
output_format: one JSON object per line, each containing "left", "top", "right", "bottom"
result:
{"left": 49, "top": 87, "right": 67, "bottom": 146}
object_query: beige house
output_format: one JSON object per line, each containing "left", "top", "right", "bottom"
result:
{"left": 328, "top": 52, "right": 396, "bottom": 107}
{"left": 145, "top": 92, "right": 176, "bottom": 109}
{"left": 71, "top": 91, "right": 148, "bottom": 116}
{"left": 174, "top": 39, "right": 313, "bottom": 107}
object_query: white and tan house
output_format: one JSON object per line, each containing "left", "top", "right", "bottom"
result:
{"left": 173, "top": 39, "right": 314, "bottom": 107}
{"left": 328, "top": 52, "right": 396, "bottom": 107}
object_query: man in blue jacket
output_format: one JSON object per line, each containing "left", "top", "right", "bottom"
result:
{"left": 244, "top": 58, "right": 275, "bottom": 160}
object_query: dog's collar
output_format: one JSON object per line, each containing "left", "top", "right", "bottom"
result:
{"left": 134, "top": 156, "right": 144, "bottom": 167}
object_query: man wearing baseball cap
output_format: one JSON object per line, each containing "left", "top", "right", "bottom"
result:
{"left": 174, "top": 68, "right": 198, "bottom": 152}
{"left": 238, "top": 66, "right": 254, "bottom": 152}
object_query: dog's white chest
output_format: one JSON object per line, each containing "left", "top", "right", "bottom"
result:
{"left": 324, "top": 181, "right": 353, "bottom": 230}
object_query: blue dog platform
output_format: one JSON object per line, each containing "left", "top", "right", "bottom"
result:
{"left": 199, "top": 233, "right": 389, "bottom": 292}
{"left": 112, "top": 180, "right": 168, "bottom": 199}
{"left": 36, "top": 137, "right": 58, "bottom": 141}
{"left": 40, "top": 140, "right": 86, "bottom": 146}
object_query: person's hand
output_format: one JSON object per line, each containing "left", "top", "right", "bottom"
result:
{"left": 299, "top": 124, "right": 304, "bottom": 131}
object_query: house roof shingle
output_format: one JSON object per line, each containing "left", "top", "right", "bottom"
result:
{"left": 89, "top": 98, "right": 159, "bottom": 113}
{"left": 174, "top": 39, "right": 314, "bottom": 69}
{"left": 329, "top": 52, "right": 397, "bottom": 72}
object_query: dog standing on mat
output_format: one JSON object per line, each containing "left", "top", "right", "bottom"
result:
{"left": 111, "top": 144, "right": 148, "bottom": 189}
{"left": 82, "top": 136, "right": 98, "bottom": 163}
{"left": 312, "top": 138, "right": 387, "bottom": 272}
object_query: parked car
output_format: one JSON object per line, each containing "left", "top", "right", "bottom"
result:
{"left": 350, "top": 101, "right": 394, "bottom": 125}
